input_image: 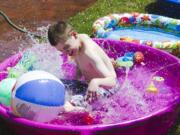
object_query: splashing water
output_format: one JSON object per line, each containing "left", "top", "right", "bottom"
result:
{"left": 120, "top": 67, "right": 130, "bottom": 90}
{"left": 83, "top": 66, "right": 176, "bottom": 124}
{"left": 48, "top": 65, "right": 177, "bottom": 125}
{"left": 14, "top": 25, "right": 67, "bottom": 78}
{"left": 23, "top": 44, "right": 64, "bottom": 78}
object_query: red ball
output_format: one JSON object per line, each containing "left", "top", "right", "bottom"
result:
{"left": 83, "top": 114, "right": 94, "bottom": 125}
{"left": 134, "top": 51, "right": 144, "bottom": 63}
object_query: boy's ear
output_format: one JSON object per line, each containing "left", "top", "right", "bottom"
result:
{"left": 70, "top": 31, "right": 78, "bottom": 39}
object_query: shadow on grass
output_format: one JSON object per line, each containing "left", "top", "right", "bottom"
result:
{"left": 145, "top": 0, "right": 180, "bottom": 19}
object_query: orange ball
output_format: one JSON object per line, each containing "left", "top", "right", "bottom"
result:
{"left": 134, "top": 51, "right": 144, "bottom": 63}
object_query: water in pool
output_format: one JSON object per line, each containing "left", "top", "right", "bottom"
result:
{"left": 10, "top": 39, "right": 177, "bottom": 126}
{"left": 107, "top": 28, "right": 180, "bottom": 42}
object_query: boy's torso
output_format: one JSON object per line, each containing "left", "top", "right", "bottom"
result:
{"left": 75, "top": 51, "right": 101, "bottom": 81}
{"left": 75, "top": 35, "right": 113, "bottom": 81}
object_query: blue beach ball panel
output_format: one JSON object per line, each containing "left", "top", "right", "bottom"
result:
{"left": 15, "top": 79, "right": 65, "bottom": 106}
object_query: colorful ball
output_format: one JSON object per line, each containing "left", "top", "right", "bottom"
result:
{"left": 11, "top": 70, "right": 65, "bottom": 122}
{"left": 0, "top": 78, "right": 16, "bottom": 106}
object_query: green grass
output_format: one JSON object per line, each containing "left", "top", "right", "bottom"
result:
{"left": 68, "top": 0, "right": 156, "bottom": 35}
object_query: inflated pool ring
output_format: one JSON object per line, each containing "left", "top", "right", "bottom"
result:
{"left": 92, "top": 13, "right": 180, "bottom": 53}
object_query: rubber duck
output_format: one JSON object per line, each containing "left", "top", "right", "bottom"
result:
{"left": 146, "top": 82, "right": 158, "bottom": 93}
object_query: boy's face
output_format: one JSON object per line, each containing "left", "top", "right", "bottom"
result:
{"left": 55, "top": 35, "right": 81, "bottom": 56}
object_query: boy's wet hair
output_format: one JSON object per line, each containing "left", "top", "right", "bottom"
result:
{"left": 48, "top": 21, "right": 73, "bottom": 46}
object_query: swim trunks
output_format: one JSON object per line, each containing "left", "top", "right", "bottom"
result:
{"left": 61, "top": 79, "right": 119, "bottom": 107}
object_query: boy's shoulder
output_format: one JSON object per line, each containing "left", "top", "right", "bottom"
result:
{"left": 79, "top": 34, "right": 90, "bottom": 39}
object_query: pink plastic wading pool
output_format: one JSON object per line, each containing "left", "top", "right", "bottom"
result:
{"left": 0, "top": 39, "right": 180, "bottom": 135}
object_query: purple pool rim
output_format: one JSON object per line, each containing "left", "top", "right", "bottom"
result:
{"left": 0, "top": 38, "right": 179, "bottom": 134}
{"left": 0, "top": 101, "right": 179, "bottom": 130}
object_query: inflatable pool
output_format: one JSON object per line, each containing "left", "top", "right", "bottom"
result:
{"left": 0, "top": 39, "right": 179, "bottom": 135}
{"left": 92, "top": 13, "right": 180, "bottom": 55}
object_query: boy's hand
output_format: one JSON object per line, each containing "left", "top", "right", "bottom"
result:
{"left": 64, "top": 101, "right": 85, "bottom": 112}
{"left": 85, "top": 80, "right": 99, "bottom": 103}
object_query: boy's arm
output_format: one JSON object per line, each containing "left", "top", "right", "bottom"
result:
{"left": 64, "top": 101, "right": 85, "bottom": 112}
{"left": 89, "top": 77, "right": 116, "bottom": 90}
{"left": 77, "top": 67, "right": 82, "bottom": 80}
{"left": 75, "top": 65, "right": 82, "bottom": 80}
{"left": 86, "top": 55, "right": 116, "bottom": 103}
{"left": 90, "top": 54, "right": 116, "bottom": 88}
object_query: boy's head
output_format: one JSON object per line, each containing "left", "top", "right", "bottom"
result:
{"left": 48, "top": 21, "right": 81, "bottom": 56}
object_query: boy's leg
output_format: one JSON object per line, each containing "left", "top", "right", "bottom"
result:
{"left": 97, "top": 83, "right": 119, "bottom": 98}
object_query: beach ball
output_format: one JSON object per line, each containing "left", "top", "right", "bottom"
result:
{"left": 11, "top": 70, "right": 65, "bottom": 122}
{"left": 0, "top": 78, "right": 16, "bottom": 106}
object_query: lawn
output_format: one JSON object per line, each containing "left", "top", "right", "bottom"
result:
{"left": 68, "top": 0, "right": 180, "bottom": 35}
{"left": 69, "top": 0, "right": 157, "bottom": 35}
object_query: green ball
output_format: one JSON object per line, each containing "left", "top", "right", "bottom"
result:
{"left": 0, "top": 78, "right": 16, "bottom": 106}
{"left": 116, "top": 61, "right": 134, "bottom": 68}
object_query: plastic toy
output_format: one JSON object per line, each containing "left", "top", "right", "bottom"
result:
{"left": 152, "top": 76, "right": 165, "bottom": 82}
{"left": 134, "top": 51, "right": 144, "bottom": 63}
{"left": 0, "top": 78, "right": 16, "bottom": 106}
{"left": 115, "top": 52, "right": 134, "bottom": 68}
{"left": 8, "top": 51, "right": 36, "bottom": 78}
{"left": 146, "top": 82, "right": 158, "bottom": 93}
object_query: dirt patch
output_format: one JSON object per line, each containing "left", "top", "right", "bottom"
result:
{"left": 0, "top": 0, "right": 96, "bottom": 62}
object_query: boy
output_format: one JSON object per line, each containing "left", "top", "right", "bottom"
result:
{"left": 48, "top": 21, "right": 117, "bottom": 103}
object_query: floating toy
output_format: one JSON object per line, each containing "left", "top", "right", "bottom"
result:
{"left": 120, "top": 37, "right": 134, "bottom": 42}
{"left": 115, "top": 52, "right": 134, "bottom": 68}
{"left": 134, "top": 51, "right": 144, "bottom": 63}
{"left": 120, "top": 37, "right": 140, "bottom": 44}
{"left": 11, "top": 70, "right": 65, "bottom": 122}
{"left": 146, "top": 82, "right": 158, "bottom": 93}
{"left": 0, "top": 78, "right": 16, "bottom": 106}
{"left": 8, "top": 51, "right": 36, "bottom": 78}
{"left": 116, "top": 60, "right": 134, "bottom": 68}
{"left": 123, "top": 52, "right": 134, "bottom": 61}
{"left": 152, "top": 76, "right": 165, "bottom": 82}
